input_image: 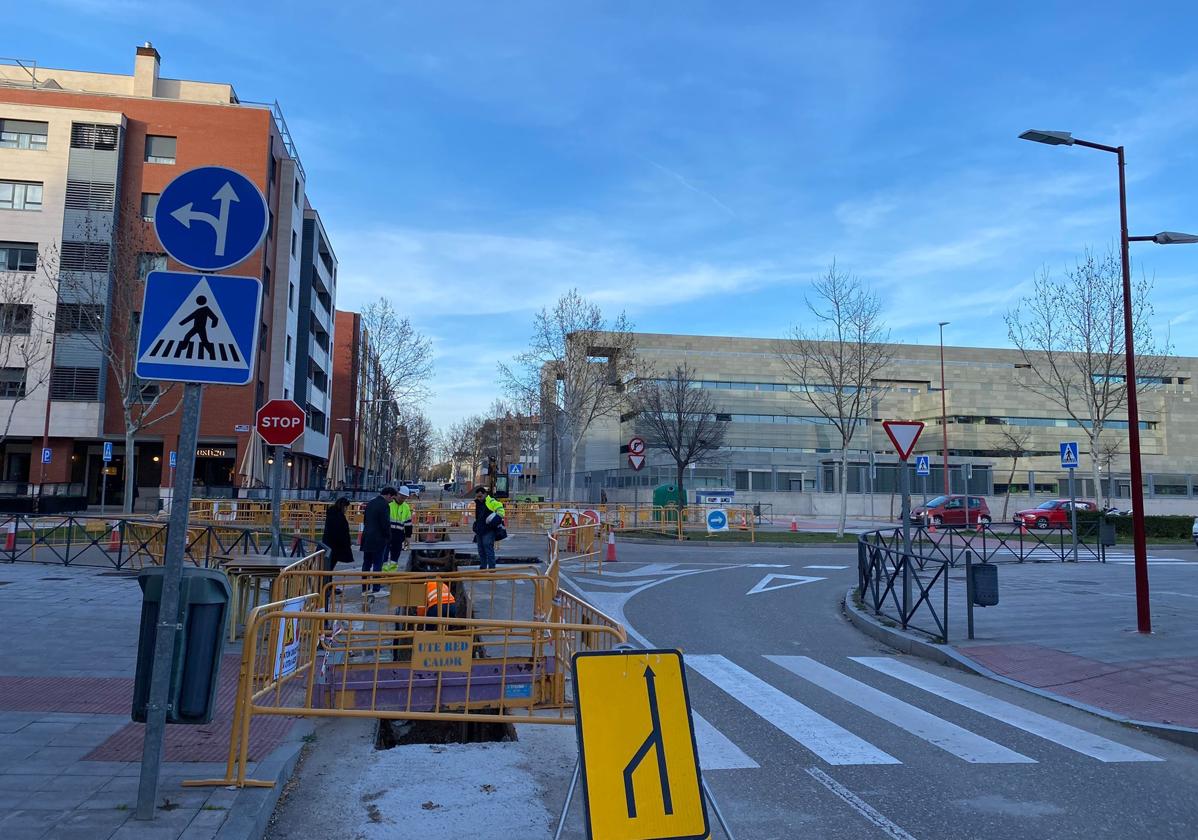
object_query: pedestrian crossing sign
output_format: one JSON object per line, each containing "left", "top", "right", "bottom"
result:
{"left": 1060, "top": 441, "right": 1080, "bottom": 470}
{"left": 135, "top": 271, "right": 262, "bottom": 385}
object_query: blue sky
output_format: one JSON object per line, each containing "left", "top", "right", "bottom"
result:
{"left": 13, "top": 1, "right": 1198, "bottom": 429}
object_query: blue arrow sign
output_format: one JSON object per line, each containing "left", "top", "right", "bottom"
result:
{"left": 135, "top": 271, "right": 262, "bottom": 385}
{"left": 915, "top": 455, "right": 930, "bottom": 477}
{"left": 508, "top": 463, "right": 523, "bottom": 475}
{"left": 1060, "top": 441, "right": 1080, "bottom": 470}
{"left": 155, "top": 166, "right": 269, "bottom": 271}
{"left": 102, "top": 441, "right": 113, "bottom": 462}
{"left": 706, "top": 509, "right": 728, "bottom": 532}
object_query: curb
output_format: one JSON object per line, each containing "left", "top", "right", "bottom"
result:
{"left": 215, "top": 719, "right": 314, "bottom": 840}
{"left": 613, "top": 535, "right": 860, "bottom": 548}
{"left": 841, "top": 587, "right": 1198, "bottom": 751}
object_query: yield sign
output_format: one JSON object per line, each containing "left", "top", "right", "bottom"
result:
{"left": 882, "top": 420, "right": 925, "bottom": 461}
{"left": 746, "top": 573, "right": 825, "bottom": 595}
{"left": 628, "top": 453, "right": 645, "bottom": 471}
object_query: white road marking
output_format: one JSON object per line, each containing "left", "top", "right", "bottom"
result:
{"left": 692, "top": 712, "right": 760, "bottom": 770}
{"left": 805, "top": 565, "right": 849, "bottom": 570}
{"left": 594, "top": 563, "right": 685, "bottom": 577}
{"left": 746, "top": 574, "right": 825, "bottom": 595}
{"left": 569, "top": 577, "right": 656, "bottom": 588}
{"left": 767, "top": 656, "right": 1035, "bottom": 764}
{"left": 688, "top": 655, "right": 900, "bottom": 766}
{"left": 806, "top": 767, "right": 920, "bottom": 840}
{"left": 853, "top": 657, "right": 1163, "bottom": 762}
{"left": 747, "top": 563, "right": 791, "bottom": 568}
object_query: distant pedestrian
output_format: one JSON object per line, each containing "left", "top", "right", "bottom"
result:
{"left": 361, "top": 486, "right": 397, "bottom": 594}
{"left": 388, "top": 487, "right": 413, "bottom": 570}
{"left": 601, "top": 489, "right": 608, "bottom": 505}
{"left": 321, "top": 497, "right": 353, "bottom": 572}
{"left": 472, "top": 486, "right": 506, "bottom": 570}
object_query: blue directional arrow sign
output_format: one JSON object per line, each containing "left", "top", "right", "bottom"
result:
{"left": 508, "top": 463, "right": 523, "bottom": 475}
{"left": 102, "top": 441, "right": 113, "bottom": 463}
{"left": 706, "top": 509, "right": 728, "bottom": 532}
{"left": 915, "top": 455, "right": 930, "bottom": 477}
{"left": 135, "top": 271, "right": 262, "bottom": 385}
{"left": 154, "top": 166, "right": 269, "bottom": 271}
{"left": 1060, "top": 441, "right": 1080, "bottom": 470}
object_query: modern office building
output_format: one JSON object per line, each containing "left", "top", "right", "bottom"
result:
{"left": 553, "top": 332, "right": 1198, "bottom": 514}
{"left": 0, "top": 45, "right": 336, "bottom": 507}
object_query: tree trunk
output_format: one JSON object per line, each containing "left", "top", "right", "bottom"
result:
{"left": 837, "top": 444, "right": 849, "bottom": 538}
{"left": 123, "top": 427, "right": 137, "bottom": 514}
{"left": 676, "top": 461, "right": 685, "bottom": 510}
{"left": 1000, "top": 458, "right": 1019, "bottom": 520}
{"left": 566, "top": 440, "right": 579, "bottom": 501}
{"left": 1087, "top": 434, "right": 1103, "bottom": 508}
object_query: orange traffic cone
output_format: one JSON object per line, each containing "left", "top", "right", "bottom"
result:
{"left": 4, "top": 521, "right": 15, "bottom": 551}
{"left": 606, "top": 530, "right": 617, "bottom": 562}
{"left": 108, "top": 521, "right": 121, "bottom": 552}
{"left": 789, "top": 517, "right": 798, "bottom": 533}
{"left": 738, "top": 513, "right": 748, "bottom": 530}
{"left": 928, "top": 521, "right": 937, "bottom": 534}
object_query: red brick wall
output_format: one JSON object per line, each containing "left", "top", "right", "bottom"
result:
{"left": 331, "top": 310, "right": 360, "bottom": 469}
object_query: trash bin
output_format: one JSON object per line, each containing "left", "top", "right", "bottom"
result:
{"left": 132, "top": 567, "right": 231, "bottom": 725}
{"left": 969, "top": 562, "right": 999, "bottom": 607}
{"left": 652, "top": 484, "right": 684, "bottom": 521}
{"left": 1099, "top": 522, "right": 1117, "bottom": 547}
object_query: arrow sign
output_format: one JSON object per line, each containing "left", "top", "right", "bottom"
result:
{"left": 622, "top": 665, "right": 673, "bottom": 819}
{"left": 155, "top": 166, "right": 269, "bottom": 271}
{"left": 170, "top": 182, "right": 239, "bottom": 257}
{"left": 746, "top": 573, "right": 826, "bottom": 595}
{"left": 882, "top": 420, "right": 925, "bottom": 461}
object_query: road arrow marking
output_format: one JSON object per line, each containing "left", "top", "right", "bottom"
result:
{"left": 746, "top": 573, "right": 825, "bottom": 595}
{"left": 170, "top": 182, "right": 240, "bottom": 256}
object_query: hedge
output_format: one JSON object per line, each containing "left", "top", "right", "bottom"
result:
{"left": 1076, "top": 513, "right": 1195, "bottom": 541}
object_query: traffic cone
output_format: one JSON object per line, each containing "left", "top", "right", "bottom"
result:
{"left": 738, "top": 513, "right": 748, "bottom": 530}
{"left": 108, "top": 521, "right": 121, "bottom": 552}
{"left": 4, "top": 521, "right": 15, "bottom": 551}
{"left": 928, "top": 521, "right": 937, "bottom": 534}
{"left": 789, "top": 517, "right": 798, "bottom": 533}
{"left": 606, "top": 530, "right": 617, "bottom": 562}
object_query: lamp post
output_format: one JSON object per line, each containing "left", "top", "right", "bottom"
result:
{"left": 938, "top": 321, "right": 950, "bottom": 497}
{"left": 1019, "top": 129, "right": 1198, "bottom": 634}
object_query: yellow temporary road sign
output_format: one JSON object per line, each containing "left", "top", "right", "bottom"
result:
{"left": 573, "top": 649, "right": 709, "bottom": 840}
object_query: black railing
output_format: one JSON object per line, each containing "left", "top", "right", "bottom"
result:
{"left": 858, "top": 530, "right": 951, "bottom": 641}
{"left": 900, "top": 522, "right": 1105, "bottom": 567}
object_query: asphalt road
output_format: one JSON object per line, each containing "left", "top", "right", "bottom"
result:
{"left": 563, "top": 543, "right": 1198, "bottom": 840}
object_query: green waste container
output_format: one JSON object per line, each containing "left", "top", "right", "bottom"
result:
{"left": 652, "top": 484, "right": 685, "bottom": 521}
{"left": 132, "top": 567, "right": 231, "bottom": 725}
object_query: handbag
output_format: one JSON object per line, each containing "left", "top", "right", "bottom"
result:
{"left": 493, "top": 519, "right": 508, "bottom": 542}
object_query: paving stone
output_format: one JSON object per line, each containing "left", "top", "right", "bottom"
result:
{"left": 41, "top": 807, "right": 128, "bottom": 840}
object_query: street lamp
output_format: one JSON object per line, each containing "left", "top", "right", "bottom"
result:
{"left": 938, "top": 322, "right": 950, "bottom": 497}
{"left": 1020, "top": 128, "right": 1198, "bottom": 634}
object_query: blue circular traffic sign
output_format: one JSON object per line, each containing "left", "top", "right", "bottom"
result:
{"left": 707, "top": 509, "right": 727, "bottom": 530}
{"left": 154, "top": 166, "right": 269, "bottom": 271}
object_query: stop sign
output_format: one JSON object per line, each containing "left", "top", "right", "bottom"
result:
{"left": 255, "top": 399, "right": 305, "bottom": 447}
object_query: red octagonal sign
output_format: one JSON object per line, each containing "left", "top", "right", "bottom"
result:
{"left": 256, "top": 399, "right": 305, "bottom": 447}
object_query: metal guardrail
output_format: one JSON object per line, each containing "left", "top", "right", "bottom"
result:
{"left": 884, "top": 522, "right": 1106, "bottom": 567}
{"left": 857, "top": 530, "right": 952, "bottom": 641}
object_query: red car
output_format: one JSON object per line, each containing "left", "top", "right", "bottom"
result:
{"left": 1013, "top": 499, "right": 1097, "bottom": 530}
{"left": 909, "top": 495, "right": 991, "bottom": 527}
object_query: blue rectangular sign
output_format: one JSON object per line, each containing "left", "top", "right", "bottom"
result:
{"left": 169, "top": 450, "right": 177, "bottom": 468}
{"left": 915, "top": 455, "right": 930, "bottom": 477}
{"left": 102, "top": 441, "right": 113, "bottom": 462}
{"left": 41, "top": 448, "right": 51, "bottom": 465}
{"left": 1060, "top": 441, "right": 1079, "bottom": 470}
{"left": 508, "top": 463, "right": 523, "bottom": 475}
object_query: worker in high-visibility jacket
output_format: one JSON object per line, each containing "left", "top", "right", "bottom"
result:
{"left": 388, "top": 487, "right": 413, "bottom": 570}
{"left": 472, "top": 486, "right": 506, "bottom": 570}
{"left": 420, "top": 580, "right": 456, "bottom": 627}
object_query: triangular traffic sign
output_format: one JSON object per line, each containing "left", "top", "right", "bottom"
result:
{"left": 882, "top": 420, "right": 925, "bottom": 461}
{"left": 628, "top": 453, "right": 645, "bottom": 471}
{"left": 746, "top": 573, "right": 825, "bottom": 595}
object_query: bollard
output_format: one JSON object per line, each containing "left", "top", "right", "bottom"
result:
{"left": 108, "top": 521, "right": 121, "bottom": 552}
{"left": 4, "top": 520, "right": 15, "bottom": 552}
{"left": 606, "top": 530, "right": 617, "bottom": 562}
{"left": 789, "top": 517, "right": 798, "bottom": 533}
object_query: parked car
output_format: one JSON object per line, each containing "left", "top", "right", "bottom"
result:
{"left": 1013, "top": 499, "right": 1097, "bottom": 530}
{"left": 909, "top": 495, "right": 991, "bottom": 527}
{"left": 1192, "top": 517, "right": 1198, "bottom": 548}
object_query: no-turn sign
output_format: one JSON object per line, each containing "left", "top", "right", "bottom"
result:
{"left": 256, "top": 399, "right": 306, "bottom": 447}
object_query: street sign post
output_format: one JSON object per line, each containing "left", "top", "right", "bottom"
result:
{"left": 1062, "top": 441, "right": 1080, "bottom": 562}
{"left": 257, "top": 400, "right": 305, "bottom": 557}
{"left": 137, "top": 167, "right": 269, "bottom": 821}
{"left": 101, "top": 441, "right": 113, "bottom": 511}
{"left": 508, "top": 463, "right": 522, "bottom": 475}
{"left": 566, "top": 649, "right": 715, "bottom": 840}
{"left": 915, "top": 455, "right": 930, "bottom": 476}
{"left": 883, "top": 421, "right": 926, "bottom": 620}
{"left": 41, "top": 447, "right": 50, "bottom": 465}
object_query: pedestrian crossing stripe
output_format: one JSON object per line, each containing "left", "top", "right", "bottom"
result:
{"left": 135, "top": 270, "right": 262, "bottom": 386}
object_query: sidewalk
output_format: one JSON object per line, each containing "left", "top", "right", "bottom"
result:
{"left": 848, "top": 554, "right": 1198, "bottom": 743}
{"left": 0, "top": 562, "right": 306, "bottom": 840}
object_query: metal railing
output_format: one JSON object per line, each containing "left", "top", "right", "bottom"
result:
{"left": 893, "top": 522, "right": 1105, "bottom": 567}
{"left": 857, "top": 530, "right": 952, "bottom": 642}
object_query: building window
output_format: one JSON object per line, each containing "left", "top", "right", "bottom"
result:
{"left": 140, "top": 193, "right": 159, "bottom": 221}
{"left": 291, "top": 230, "right": 297, "bottom": 257}
{"left": 71, "top": 123, "right": 118, "bottom": 151}
{"left": 294, "top": 181, "right": 301, "bottom": 208}
{"left": 64, "top": 179, "right": 116, "bottom": 211}
{"left": 288, "top": 282, "right": 295, "bottom": 310}
{"left": 55, "top": 303, "right": 103, "bottom": 333}
{"left": 144, "top": 135, "right": 177, "bottom": 164}
{"left": 0, "top": 367, "right": 26, "bottom": 398}
{"left": 286, "top": 335, "right": 292, "bottom": 362}
{"left": 137, "top": 378, "right": 159, "bottom": 401}
{"left": 0, "top": 242, "right": 37, "bottom": 272}
{"left": 263, "top": 266, "right": 272, "bottom": 297}
{"left": 49, "top": 367, "right": 100, "bottom": 401}
{"left": 137, "top": 253, "right": 167, "bottom": 278}
{"left": 0, "top": 304, "right": 33, "bottom": 335}
{"left": 59, "top": 241, "right": 110, "bottom": 273}
{"left": 0, "top": 119, "right": 48, "bottom": 150}
{"left": 0, "top": 180, "right": 43, "bottom": 211}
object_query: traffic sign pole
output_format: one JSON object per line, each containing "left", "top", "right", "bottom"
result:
{"left": 1069, "top": 468, "right": 1078, "bottom": 562}
{"left": 272, "top": 446, "right": 284, "bottom": 557}
{"left": 136, "top": 383, "right": 202, "bottom": 819}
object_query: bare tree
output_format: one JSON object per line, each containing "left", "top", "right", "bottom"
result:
{"left": 442, "top": 414, "right": 486, "bottom": 488}
{"left": 995, "top": 426, "right": 1033, "bottom": 520}
{"left": 0, "top": 247, "right": 55, "bottom": 448}
{"left": 360, "top": 297, "right": 433, "bottom": 405}
{"left": 393, "top": 409, "right": 435, "bottom": 481}
{"left": 629, "top": 364, "right": 726, "bottom": 504}
{"left": 1005, "top": 249, "right": 1169, "bottom": 509}
{"left": 776, "top": 262, "right": 893, "bottom": 537}
{"left": 1094, "top": 432, "right": 1124, "bottom": 508}
{"left": 57, "top": 205, "right": 182, "bottom": 512}
{"left": 500, "top": 289, "right": 636, "bottom": 499}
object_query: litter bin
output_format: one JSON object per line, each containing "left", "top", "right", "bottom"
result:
{"left": 1099, "top": 521, "right": 1117, "bottom": 547}
{"left": 969, "top": 562, "right": 999, "bottom": 607}
{"left": 652, "top": 484, "right": 684, "bottom": 521}
{"left": 132, "top": 567, "right": 231, "bottom": 725}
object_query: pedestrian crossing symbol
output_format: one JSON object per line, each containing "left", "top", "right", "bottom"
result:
{"left": 1060, "top": 441, "right": 1080, "bottom": 470}
{"left": 136, "top": 271, "right": 262, "bottom": 385}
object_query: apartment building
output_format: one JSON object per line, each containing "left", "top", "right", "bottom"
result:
{"left": 330, "top": 309, "right": 395, "bottom": 488}
{"left": 555, "top": 332, "right": 1198, "bottom": 514}
{"left": 0, "top": 45, "right": 336, "bottom": 506}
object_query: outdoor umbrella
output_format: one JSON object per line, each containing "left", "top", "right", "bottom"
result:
{"left": 326, "top": 433, "right": 347, "bottom": 490}
{"left": 237, "top": 429, "right": 266, "bottom": 488}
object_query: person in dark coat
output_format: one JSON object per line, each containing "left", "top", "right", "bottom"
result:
{"left": 361, "top": 487, "right": 397, "bottom": 594}
{"left": 321, "top": 497, "right": 353, "bottom": 571}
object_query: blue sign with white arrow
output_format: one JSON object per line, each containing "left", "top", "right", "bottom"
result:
{"left": 135, "top": 271, "right": 262, "bottom": 385}
{"left": 1060, "top": 441, "right": 1080, "bottom": 470}
{"left": 706, "top": 509, "right": 729, "bottom": 532}
{"left": 154, "top": 166, "right": 269, "bottom": 271}
{"left": 102, "top": 441, "right": 113, "bottom": 462}
{"left": 915, "top": 455, "right": 930, "bottom": 477}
